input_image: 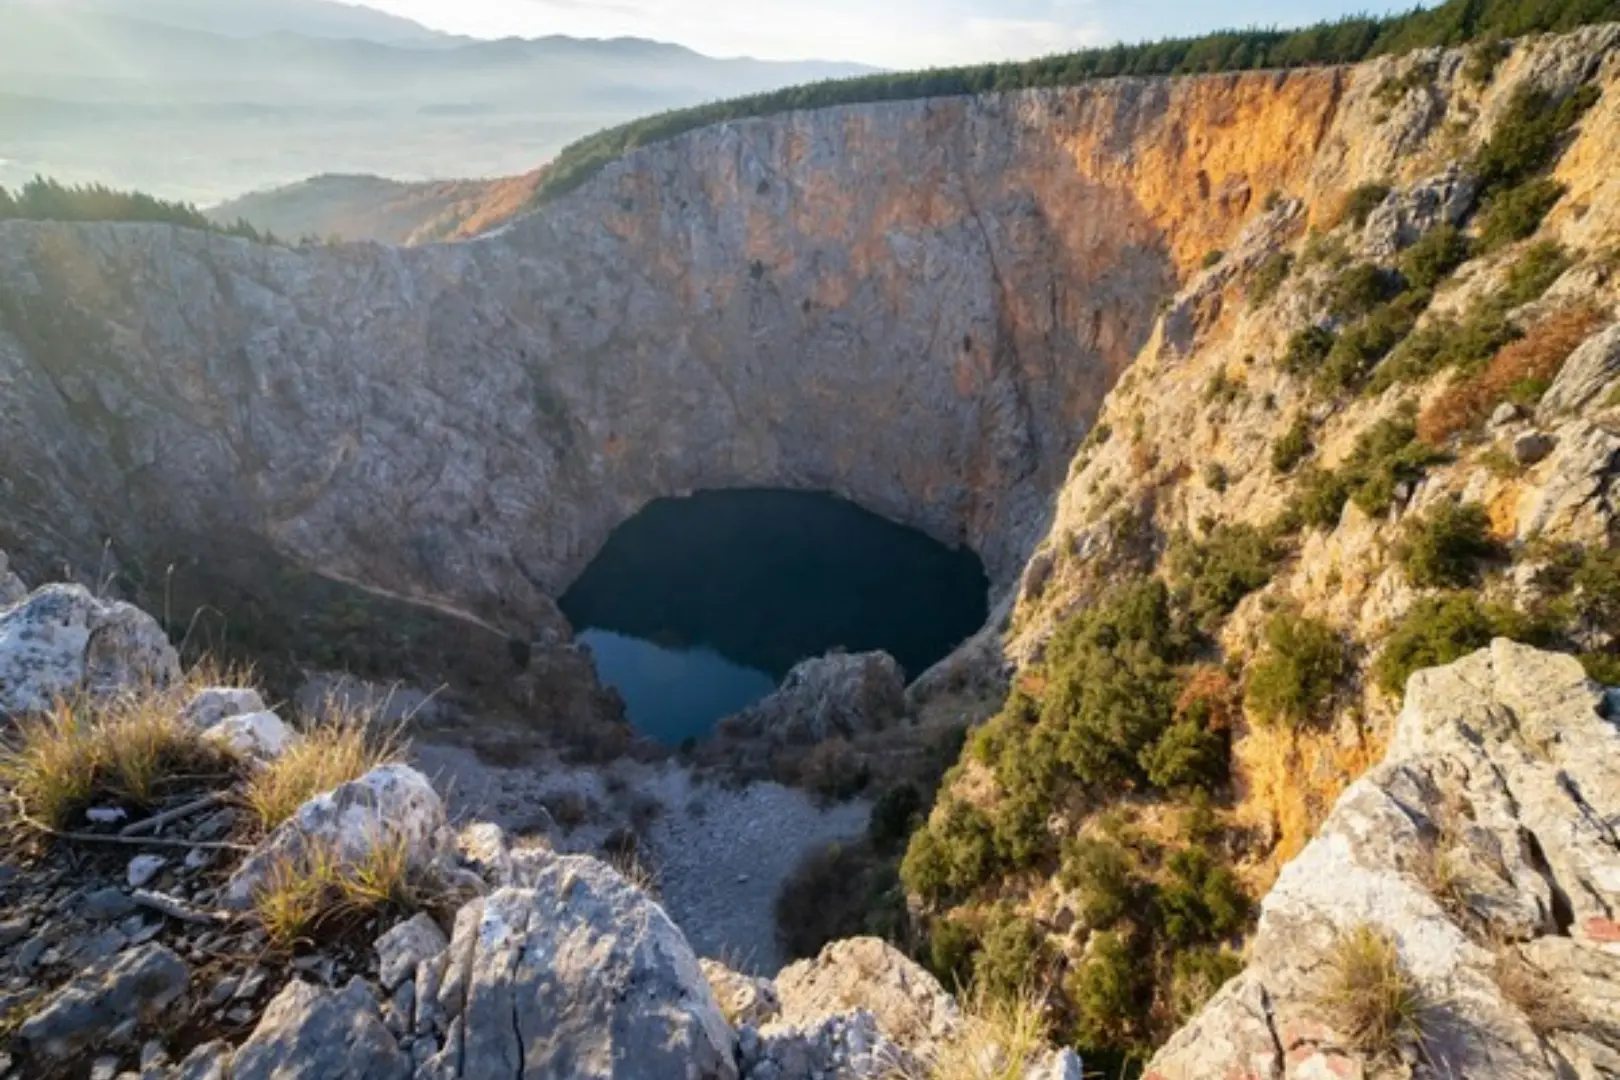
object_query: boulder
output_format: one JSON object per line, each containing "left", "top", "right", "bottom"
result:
{"left": 18, "top": 943, "right": 189, "bottom": 1060}
{"left": 1515, "top": 419, "right": 1620, "bottom": 544}
{"left": 222, "top": 764, "right": 451, "bottom": 910}
{"left": 0, "top": 584, "right": 180, "bottom": 716}
{"left": 431, "top": 862, "right": 735, "bottom": 1080}
{"left": 375, "top": 912, "right": 448, "bottom": 992}
{"left": 1361, "top": 167, "right": 1478, "bottom": 257}
{"left": 202, "top": 710, "right": 296, "bottom": 761}
{"left": 737, "top": 1009, "right": 907, "bottom": 1080}
{"left": 701, "top": 958, "right": 782, "bottom": 1027}
{"left": 1537, "top": 320, "right": 1620, "bottom": 418}
{"left": 1512, "top": 430, "right": 1557, "bottom": 465}
{"left": 719, "top": 652, "right": 907, "bottom": 745}
{"left": 774, "top": 937, "right": 960, "bottom": 1054}
{"left": 1146, "top": 641, "right": 1620, "bottom": 1079}
{"left": 230, "top": 978, "right": 408, "bottom": 1080}
{"left": 182, "top": 686, "right": 270, "bottom": 730}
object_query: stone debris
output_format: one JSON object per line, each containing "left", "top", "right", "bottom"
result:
{"left": 18, "top": 943, "right": 189, "bottom": 1060}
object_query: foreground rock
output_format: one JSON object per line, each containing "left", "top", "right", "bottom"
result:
{"left": 428, "top": 863, "right": 736, "bottom": 1080}
{"left": 719, "top": 652, "right": 907, "bottom": 745}
{"left": 18, "top": 943, "right": 189, "bottom": 1060}
{"left": 223, "top": 764, "right": 452, "bottom": 909}
{"left": 774, "top": 937, "right": 959, "bottom": 1052}
{"left": 0, "top": 584, "right": 180, "bottom": 715}
{"left": 231, "top": 979, "right": 409, "bottom": 1080}
{"left": 1147, "top": 641, "right": 1620, "bottom": 1079}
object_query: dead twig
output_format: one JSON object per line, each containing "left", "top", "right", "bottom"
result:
{"left": 119, "top": 792, "right": 226, "bottom": 837}
{"left": 9, "top": 794, "right": 252, "bottom": 852}
{"left": 131, "top": 888, "right": 231, "bottom": 925}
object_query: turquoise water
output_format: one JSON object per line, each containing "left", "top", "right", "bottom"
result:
{"left": 559, "top": 489, "right": 988, "bottom": 745}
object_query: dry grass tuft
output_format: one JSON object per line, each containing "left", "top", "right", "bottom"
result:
{"left": 1493, "top": 952, "right": 1584, "bottom": 1036}
{"left": 1317, "top": 924, "right": 1427, "bottom": 1060}
{"left": 1419, "top": 307, "right": 1605, "bottom": 446}
{"left": 896, "top": 985, "right": 1050, "bottom": 1080}
{"left": 1, "top": 691, "right": 238, "bottom": 830}
{"left": 254, "top": 831, "right": 427, "bottom": 950}
{"left": 243, "top": 702, "right": 404, "bottom": 834}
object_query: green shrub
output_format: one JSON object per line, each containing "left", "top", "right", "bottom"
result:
{"left": 1285, "top": 466, "right": 1353, "bottom": 533}
{"left": 1342, "top": 415, "right": 1445, "bottom": 516}
{"left": 1501, "top": 240, "right": 1575, "bottom": 308}
{"left": 1474, "top": 84, "right": 1600, "bottom": 197}
{"left": 1067, "top": 931, "right": 1147, "bottom": 1050}
{"left": 1170, "top": 524, "right": 1279, "bottom": 633}
{"left": 1272, "top": 414, "right": 1314, "bottom": 474}
{"left": 1372, "top": 593, "right": 1502, "bottom": 695}
{"left": 1283, "top": 325, "right": 1337, "bottom": 375}
{"left": 1245, "top": 613, "right": 1346, "bottom": 728}
{"left": 1042, "top": 579, "right": 1186, "bottom": 788}
{"left": 1202, "top": 249, "right": 1226, "bottom": 269}
{"left": 990, "top": 726, "right": 1060, "bottom": 868}
{"left": 901, "top": 798, "right": 999, "bottom": 905}
{"left": 1157, "top": 847, "right": 1250, "bottom": 945}
{"left": 1368, "top": 297, "right": 1521, "bottom": 391}
{"left": 1463, "top": 35, "right": 1509, "bottom": 88}
{"left": 1396, "top": 501, "right": 1499, "bottom": 587}
{"left": 975, "top": 907, "right": 1051, "bottom": 1004}
{"left": 1319, "top": 291, "right": 1429, "bottom": 392}
{"left": 1060, "top": 837, "right": 1136, "bottom": 929}
{"left": 1328, "top": 263, "right": 1404, "bottom": 321}
{"left": 1140, "top": 718, "right": 1229, "bottom": 793}
{"left": 1204, "top": 368, "right": 1245, "bottom": 406}
{"left": 1399, "top": 224, "right": 1471, "bottom": 291}
{"left": 1203, "top": 461, "right": 1230, "bottom": 493}
{"left": 1341, "top": 183, "right": 1393, "bottom": 230}
{"left": 1477, "top": 178, "right": 1568, "bottom": 251}
{"left": 1249, "top": 251, "right": 1295, "bottom": 306}
{"left": 925, "top": 916, "right": 979, "bottom": 992}
{"left": 1171, "top": 947, "right": 1245, "bottom": 1021}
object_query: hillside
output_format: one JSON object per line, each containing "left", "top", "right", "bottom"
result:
{"left": 204, "top": 171, "right": 548, "bottom": 244}
{"left": 0, "top": 1, "right": 871, "bottom": 205}
{"left": 0, "top": 14, "right": 1619, "bottom": 1080}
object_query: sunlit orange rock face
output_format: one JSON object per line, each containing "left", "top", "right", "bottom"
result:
{"left": 0, "top": 65, "right": 1345, "bottom": 642}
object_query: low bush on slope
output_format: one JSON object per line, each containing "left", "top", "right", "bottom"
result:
{"left": 0, "top": 177, "right": 273, "bottom": 241}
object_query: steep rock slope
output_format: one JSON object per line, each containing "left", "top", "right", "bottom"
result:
{"left": 0, "top": 63, "right": 1345, "bottom": 650}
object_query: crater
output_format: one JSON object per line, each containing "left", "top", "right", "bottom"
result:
{"left": 558, "top": 489, "right": 990, "bottom": 745}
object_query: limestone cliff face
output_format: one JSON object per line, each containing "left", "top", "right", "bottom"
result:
{"left": 0, "top": 66, "right": 1347, "bottom": 649}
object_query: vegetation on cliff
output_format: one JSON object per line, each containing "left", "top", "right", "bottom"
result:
{"left": 528, "top": 0, "right": 1620, "bottom": 206}
{"left": 0, "top": 177, "right": 274, "bottom": 242}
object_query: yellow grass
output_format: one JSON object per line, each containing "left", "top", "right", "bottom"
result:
{"left": 1, "top": 687, "right": 238, "bottom": 829}
{"left": 243, "top": 702, "right": 404, "bottom": 833}
{"left": 896, "top": 986, "right": 1051, "bottom": 1080}
{"left": 1318, "top": 925, "right": 1426, "bottom": 1059}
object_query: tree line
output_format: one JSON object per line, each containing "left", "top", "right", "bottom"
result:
{"left": 530, "top": 0, "right": 1620, "bottom": 206}
{"left": 0, "top": 177, "right": 274, "bottom": 242}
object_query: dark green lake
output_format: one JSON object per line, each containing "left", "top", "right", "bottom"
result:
{"left": 558, "top": 489, "right": 989, "bottom": 745}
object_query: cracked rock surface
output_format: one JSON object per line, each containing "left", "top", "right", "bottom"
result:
{"left": 1146, "top": 640, "right": 1620, "bottom": 1080}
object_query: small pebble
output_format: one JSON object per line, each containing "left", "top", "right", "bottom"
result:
{"left": 127, "top": 855, "right": 166, "bottom": 889}
{"left": 89, "top": 1056, "right": 119, "bottom": 1080}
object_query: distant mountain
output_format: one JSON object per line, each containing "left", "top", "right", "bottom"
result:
{"left": 16, "top": 0, "right": 455, "bottom": 46}
{"left": 205, "top": 171, "right": 549, "bottom": 245}
{"left": 0, "top": 1, "right": 874, "bottom": 206}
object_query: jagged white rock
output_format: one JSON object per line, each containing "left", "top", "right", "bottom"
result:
{"left": 0, "top": 584, "right": 180, "bottom": 716}
{"left": 222, "top": 764, "right": 451, "bottom": 910}
{"left": 202, "top": 710, "right": 296, "bottom": 761}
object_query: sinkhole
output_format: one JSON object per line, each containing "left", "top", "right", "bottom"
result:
{"left": 558, "top": 489, "right": 990, "bottom": 746}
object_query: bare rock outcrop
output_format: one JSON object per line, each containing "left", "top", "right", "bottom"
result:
{"left": 17, "top": 943, "right": 189, "bottom": 1062}
{"left": 0, "top": 583, "right": 180, "bottom": 716}
{"left": 223, "top": 764, "right": 453, "bottom": 909}
{"left": 1147, "top": 641, "right": 1620, "bottom": 1079}
{"left": 773, "top": 937, "right": 960, "bottom": 1054}
{"left": 718, "top": 652, "right": 907, "bottom": 745}
{"left": 427, "top": 867, "right": 736, "bottom": 1080}
{"left": 230, "top": 979, "right": 410, "bottom": 1080}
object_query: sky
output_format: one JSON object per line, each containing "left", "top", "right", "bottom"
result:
{"left": 346, "top": 0, "right": 1425, "bottom": 67}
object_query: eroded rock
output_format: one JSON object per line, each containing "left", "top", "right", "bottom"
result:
{"left": 18, "top": 943, "right": 188, "bottom": 1060}
{"left": 222, "top": 764, "right": 451, "bottom": 909}
{"left": 775, "top": 937, "right": 960, "bottom": 1054}
{"left": 432, "top": 863, "right": 736, "bottom": 1079}
{"left": 375, "top": 912, "right": 448, "bottom": 993}
{"left": 719, "top": 652, "right": 907, "bottom": 745}
{"left": 1146, "top": 641, "right": 1620, "bottom": 1079}
{"left": 0, "top": 584, "right": 180, "bottom": 716}
{"left": 230, "top": 978, "right": 408, "bottom": 1080}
